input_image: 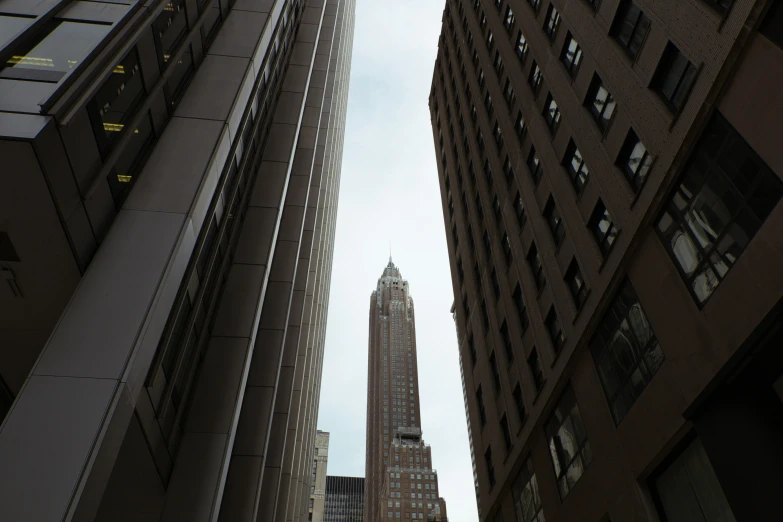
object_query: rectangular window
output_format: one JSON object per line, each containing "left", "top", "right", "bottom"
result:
{"left": 617, "top": 129, "right": 653, "bottom": 192}
{"left": 491, "top": 269, "right": 500, "bottom": 299}
{"left": 153, "top": 0, "right": 189, "bottom": 71}
{"left": 543, "top": 4, "right": 561, "bottom": 41}
{"left": 503, "top": 156, "right": 515, "bottom": 185}
{"left": 514, "top": 192, "right": 526, "bottom": 228}
{"left": 528, "top": 60, "right": 543, "bottom": 96}
{"left": 512, "top": 457, "right": 544, "bottom": 522}
{"left": 590, "top": 279, "right": 662, "bottom": 424}
{"left": 164, "top": 43, "right": 195, "bottom": 109}
{"left": 485, "top": 447, "right": 496, "bottom": 488}
{"left": 493, "top": 195, "right": 503, "bottom": 221}
{"left": 483, "top": 230, "right": 492, "bottom": 261}
{"left": 544, "top": 197, "right": 565, "bottom": 247}
{"left": 658, "top": 111, "right": 782, "bottom": 304}
{"left": 484, "top": 91, "right": 494, "bottom": 118}
{"left": 512, "top": 283, "right": 530, "bottom": 332}
{"left": 516, "top": 30, "right": 529, "bottom": 60}
{"left": 468, "top": 333, "right": 477, "bottom": 366}
{"left": 565, "top": 259, "right": 587, "bottom": 309}
{"left": 500, "top": 414, "right": 512, "bottom": 451}
{"left": 546, "top": 385, "right": 592, "bottom": 499}
{"left": 611, "top": 0, "right": 651, "bottom": 59}
{"left": 493, "top": 50, "right": 504, "bottom": 77}
{"left": 200, "top": 0, "right": 223, "bottom": 48}
{"left": 563, "top": 140, "right": 589, "bottom": 193}
{"left": 560, "top": 32, "right": 583, "bottom": 78}
{"left": 545, "top": 307, "right": 565, "bottom": 352}
{"left": 585, "top": 73, "right": 616, "bottom": 133}
{"left": 493, "top": 121, "right": 504, "bottom": 151}
{"left": 652, "top": 42, "right": 698, "bottom": 113}
{"left": 482, "top": 299, "right": 490, "bottom": 332}
{"left": 527, "top": 243, "right": 545, "bottom": 292}
{"left": 588, "top": 199, "right": 619, "bottom": 256}
{"left": 501, "top": 320, "right": 514, "bottom": 363}
{"left": 502, "top": 233, "right": 513, "bottom": 266}
{"left": 543, "top": 93, "right": 561, "bottom": 134}
{"left": 527, "top": 147, "right": 543, "bottom": 186}
{"left": 503, "top": 78, "right": 516, "bottom": 107}
{"left": 528, "top": 348, "right": 545, "bottom": 392}
{"left": 515, "top": 111, "right": 526, "bottom": 140}
{"left": 490, "top": 351, "right": 501, "bottom": 393}
{"left": 476, "top": 386, "right": 487, "bottom": 426}
{"left": 504, "top": 6, "right": 516, "bottom": 30}
{"left": 512, "top": 384, "right": 526, "bottom": 423}
{"left": 107, "top": 112, "right": 155, "bottom": 208}
{"left": 528, "top": 0, "right": 542, "bottom": 12}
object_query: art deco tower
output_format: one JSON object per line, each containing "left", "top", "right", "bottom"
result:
{"left": 365, "top": 259, "right": 448, "bottom": 522}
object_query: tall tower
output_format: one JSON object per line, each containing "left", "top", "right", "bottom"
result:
{"left": 365, "top": 259, "right": 448, "bottom": 522}
{"left": 310, "top": 431, "right": 330, "bottom": 522}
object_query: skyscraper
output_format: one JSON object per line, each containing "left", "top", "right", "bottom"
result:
{"left": 0, "top": 1, "right": 355, "bottom": 521}
{"left": 325, "top": 476, "right": 365, "bottom": 522}
{"left": 365, "top": 259, "right": 448, "bottom": 522}
{"left": 431, "top": 1, "right": 783, "bottom": 522}
{"left": 309, "top": 431, "right": 331, "bottom": 522}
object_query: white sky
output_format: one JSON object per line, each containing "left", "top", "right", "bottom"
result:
{"left": 317, "top": 1, "right": 479, "bottom": 521}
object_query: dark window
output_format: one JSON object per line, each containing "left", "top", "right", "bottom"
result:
{"left": 164, "top": 44, "right": 195, "bottom": 109}
{"left": 476, "top": 193, "right": 485, "bottom": 221}
{"left": 463, "top": 293, "right": 470, "bottom": 318}
{"left": 584, "top": 0, "right": 602, "bottom": 12}
{"left": 477, "top": 129, "right": 485, "bottom": 152}
{"left": 528, "top": 147, "right": 543, "bottom": 185}
{"left": 560, "top": 32, "right": 583, "bottom": 78}
{"left": 543, "top": 4, "right": 561, "bottom": 41}
{"left": 501, "top": 320, "right": 514, "bottom": 362}
{"left": 468, "top": 334, "right": 477, "bottom": 366}
{"left": 200, "top": 0, "right": 223, "bottom": 48}
{"left": 511, "top": 457, "right": 544, "bottom": 522}
{"left": 590, "top": 279, "right": 663, "bottom": 424}
{"left": 153, "top": 0, "right": 188, "bottom": 71}
{"left": 87, "top": 48, "right": 146, "bottom": 158}
{"left": 544, "top": 197, "right": 566, "bottom": 247}
{"left": 0, "top": 231, "right": 20, "bottom": 262}
{"left": 500, "top": 414, "right": 512, "bottom": 451}
{"left": 527, "top": 243, "right": 545, "bottom": 292}
{"left": 483, "top": 230, "right": 492, "bottom": 260}
{"left": 452, "top": 224, "right": 460, "bottom": 248}
{"left": 702, "top": 0, "right": 734, "bottom": 15}
{"left": 528, "top": 60, "right": 543, "bottom": 95}
{"left": 760, "top": 1, "right": 783, "bottom": 50}
{"left": 543, "top": 93, "right": 561, "bottom": 134}
{"left": 474, "top": 262, "right": 483, "bottom": 291}
{"left": 528, "top": 348, "right": 545, "bottom": 391}
{"left": 503, "top": 156, "right": 515, "bottom": 185}
{"left": 657, "top": 111, "right": 783, "bottom": 305}
{"left": 502, "top": 233, "right": 513, "bottom": 266}
{"left": 106, "top": 111, "right": 156, "bottom": 207}
{"left": 545, "top": 307, "right": 565, "bottom": 352}
{"left": 652, "top": 42, "right": 698, "bottom": 113}
{"left": 588, "top": 200, "right": 619, "bottom": 257}
{"left": 514, "top": 192, "right": 526, "bottom": 228}
{"left": 491, "top": 269, "right": 500, "bottom": 299}
{"left": 490, "top": 351, "right": 501, "bottom": 393}
{"left": 512, "top": 283, "right": 530, "bottom": 332}
{"left": 478, "top": 68, "right": 486, "bottom": 88}
{"left": 503, "top": 78, "right": 516, "bottom": 107}
{"left": 484, "top": 91, "right": 494, "bottom": 117}
{"left": 1, "top": 19, "right": 110, "bottom": 83}
{"left": 611, "top": 0, "right": 651, "bottom": 59}
{"left": 485, "top": 447, "right": 496, "bottom": 488}
{"left": 487, "top": 30, "right": 495, "bottom": 50}
{"left": 493, "top": 50, "right": 504, "bottom": 77}
{"left": 493, "top": 121, "right": 504, "bottom": 151}
{"left": 480, "top": 10, "right": 487, "bottom": 30}
{"left": 516, "top": 30, "right": 529, "bottom": 59}
{"left": 617, "top": 129, "right": 653, "bottom": 192}
{"left": 504, "top": 6, "right": 516, "bottom": 29}
{"left": 652, "top": 437, "right": 736, "bottom": 522}
{"left": 565, "top": 259, "right": 588, "bottom": 309}
{"left": 585, "top": 73, "right": 616, "bottom": 133}
{"left": 481, "top": 299, "right": 490, "bottom": 331}
{"left": 515, "top": 111, "right": 527, "bottom": 140}
{"left": 512, "top": 384, "right": 527, "bottom": 423}
{"left": 528, "top": 0, "right": 542, "bottom": 12}
{"left": 564, "top": 140, "right": 589, "bottom": 193}
{"left": 457, "top": 258, "right": 465, "bottom": 283}
{"left": 546, "top": 385, "right": 592, "bottom": 499}
{"left": 477, "top": 386, "right": 487, "bottom": 426}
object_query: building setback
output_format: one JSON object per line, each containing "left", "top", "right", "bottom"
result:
{"left": 309, "top": 431, "right": 331, "bottom": 522}
{"left": 365, "top": 260, "right": 449, "bottom": 522}
{"left": 0, "top": 1, "right": 355, "bottom": 521}
{"left": 430, "top": 1, "right": 783, "bottom": 522}
{"left": 325, "top": 475, "right": 365, "bottom": 522}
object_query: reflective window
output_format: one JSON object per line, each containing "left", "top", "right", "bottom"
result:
{"left": 528, "top": 60, "right": 542, "bottom": 96}
{"left": 565, "top": 259, "right": 587, "bottom": 310}
{"left": 652, "top": 41, "right": 697, "bottom": 113}
{"left": 543, "top": 93, "right": 561, "bottom": 134}
{"left": 107, "top": 111, "right": 155, "bottom": 207}
{"left": 585, "top": 73, "right": 616, "bottom": 133}
{"left": 512, "top": 283, "right": 529, "bottom": 332}
{"left": 545, "top": 385, "right": 592, "bottom": 499}
{"left": 512, "top": 457, "right": 544, "bottom": 522}
{"left": 617, "top": 129, "right": 652, "bottom": 191}
{"left": 611, "top": 0, "right": 651, "bottom": 59}
{"left": 544, "top": 196, "right": 565, "bottom": 247}
{"left": 484, "top": 446, "right": 496, "bottom": 488}
{"left": 515, "top": 111, "right": 526, "bottom": 140}
{"left": 527, "top": 243, "right": 545, "bottom": 292}
{"left": 504, "top": 7, "right": 516, "bottom": 29}
{"left": 88, "top": 48, "right": 146, "bottom": 157}
{"left": 153, "top": 0, "right": 189, "bottom": 70}
{"left": 165, "top": 44, "right": 195, "bottom": 109}
{"left": 2, "top": 20, "right": 110, "bottom": 83}
{"left": 200, "top": 0, "right": 223, "bottom": 48}
{"left": 588, "top": 199, "right": 619, "bottom": 257}
{"left": 527, "top": 146, "right": 543, "bottom": 185}
{"left": 560, "top": 32, "right": 583, "bottom": 78}
{"left": 0, "top": 14, "right": 34, "bottom": 50}
{"left": 545, "top": 307, "right": 565, "bottom": 352}
{"left": 590, "top": 279, "right": 662, "bottom": 424}
{"left": 564, "top": 139, "right": 589, "bottom": 193}
{"left": 543, "top": 3, "right": 561, "bottom": 42}
{"left": 516, "top": 30, "right": 528, "bottom": 60}
{"left": 514, "top": 191, "right": 526, "bottom": 227}
{"left": 528, "top": 348, "right": 545, "bottom": 391}
{"left": 657, "top": 112, "right": 782, "bottom": 304}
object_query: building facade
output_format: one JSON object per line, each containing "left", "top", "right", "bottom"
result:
{"left": 310, "top": 431, "right": 330, "bottom": 522}
{"left": 430, "top": 1, "right": 783, "bottom": 522}
{"left": 0, "top": 1, "right": 355, "bottom": 521}
{"left": 365, "top": 260, "right": 449, "bottom": 522}
{"left": 325, "top": 475, "right": 365, "bottom": 522}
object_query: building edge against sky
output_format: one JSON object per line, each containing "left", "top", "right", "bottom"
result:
{"left": 0, "top": 1, "right": 355, "bottom": 521}
{"left": 365, "top": 260, "right": 449, "bottom": 522}
{"left": 430, "top": 1, "right": 783, "bottom": 522}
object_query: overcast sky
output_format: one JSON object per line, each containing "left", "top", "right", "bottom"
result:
{"left": 316, "top": 1, "right": 479, "bottom": 521}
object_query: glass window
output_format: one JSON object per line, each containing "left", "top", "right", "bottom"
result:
{"left": 164, "top": 44, "right": 195, "bottom": 110}
{"left": 528, "top": 348, "right": 545, "bottom": 391}
{"left": 153, "top": 0, "right": 189, "bottom": 71}
{"left": 588, "top": 199, "right": 619, "bottom": 257}
{"left": 502, "top": 233, "right": 513, "bottom": 266}
{"left": 500, "top": 320, "right": 514, "bottom": 363}
{"left": 617, "top": 129, "right": 652, "bottom": 191}
{"left": 527, "top": 243, "right": 545, "bottom": 292}
{"left": 652, "top": 42, "right": 698, "bottom": 113}
{"left": 657, "top": 111, "right": 782, "bottom": 304}
{"left": 611, "top": 0, "right": 651, "bottom": 58}
{"left": 503, "top": 78, "right": 516, "bottom": 107}
{"left": 543, "top": 3, "right": 561, "bottom": 41}
{"left": 490, "top": 351, "right": 501, "bottom": 393}
{"left": 107, "top": 111, "right": 155, "bottom": 208}
{"left": 485, "top": 447, "right": 496, "bottom": 488}
{"left": 514, "top": 191, "right": 526, "bottom": 227}
{"left": 500, "top": 414, "right": 512, "bottom": 451}
{"left": 512, "top": 283, "right": 529, "bottom": 332}
{"left": 515, "top": 111, "right": 526, "bottom": 140}
{"left": 527, "top": 146, "right": 543, "bottom": 185}
{"left": 200, "top": 0, "right": 223, "bottom": 48}
{"left": 516, "top": 30, "right": 528, "bottom": 59}
{"left": 543, "top": 93, "right": 561, "bottom": 134}
{"left": 546, "top": 385, "right": 592, "bottom": 499}
{"left": 565, "top": 259, "right": 587, "bottom": 309}
{"left": 564, "top": 140, "right": 589, "bottom": 193}
{"left": 590, "top": 279, "right": 663, "bottom": 424}
{"left": 528, "top": 0, "right": 542, "bottom": 11}
{"left": 528, "top": 60, "right": 542, "bottom": 95}
{"left": 2, "top": 19, "right": 110, "bottom": 83}
{"left": 0, "top": 14, "right": 34, "bottom": 50}
{"left": 87, "top": 48, "right": 146, "bottom": 157}
{"left": 653, "top": 437, "right": 736, "bottom": 522}
{"left": 560, "top": 32, "right": 583, "bottom": 78}
{"left": 585, "top": 73, "right": 616, "bottom": 133}
{"left": 512, "top": 457, "right": 544, "bottom": 522}
{"left": 476, "top": 386, "right": 487, "bottom": 426}
{"left": 503, "top": 156, "right": 515, "bottom": 184}
{"left": 544, "top": 196, "right": 565, "bottom": 247}
{"left": 545, "top": 307, "right": 565, "bottom": 352}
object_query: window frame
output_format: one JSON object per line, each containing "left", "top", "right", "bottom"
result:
{"left": 527, "top": 243, "right": 546, "bottom": 292}
{"left": 543, "top": 93, "right": 561, "bottom": 135}
{"left": 543, "top": 196, "right": 566, "bottom": 248}
{"left": 543, "top": 3, "right": 561, "bottom": 42}
{"left": 617, "top": 129, "right": 653, "bottom": 192}
{"left": 588, "top": 199, "right": 619, "bottom": 257}
{"left": 610, "top": 0, "right": 651, "bottom": 60}
{"left": 651, "top": 41, "right": 698, "bottom": 114}
{"left": 545, "top": 385, "right": 592, "bottom": 499}
{"left": 560, "top": 32, "right": 583, "bottom": 79}
{"left": 584, "top": 73, "right": 617, "bottom": 134}
{"left": 563, "top": 140, "right": 589, "bottom": 193}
